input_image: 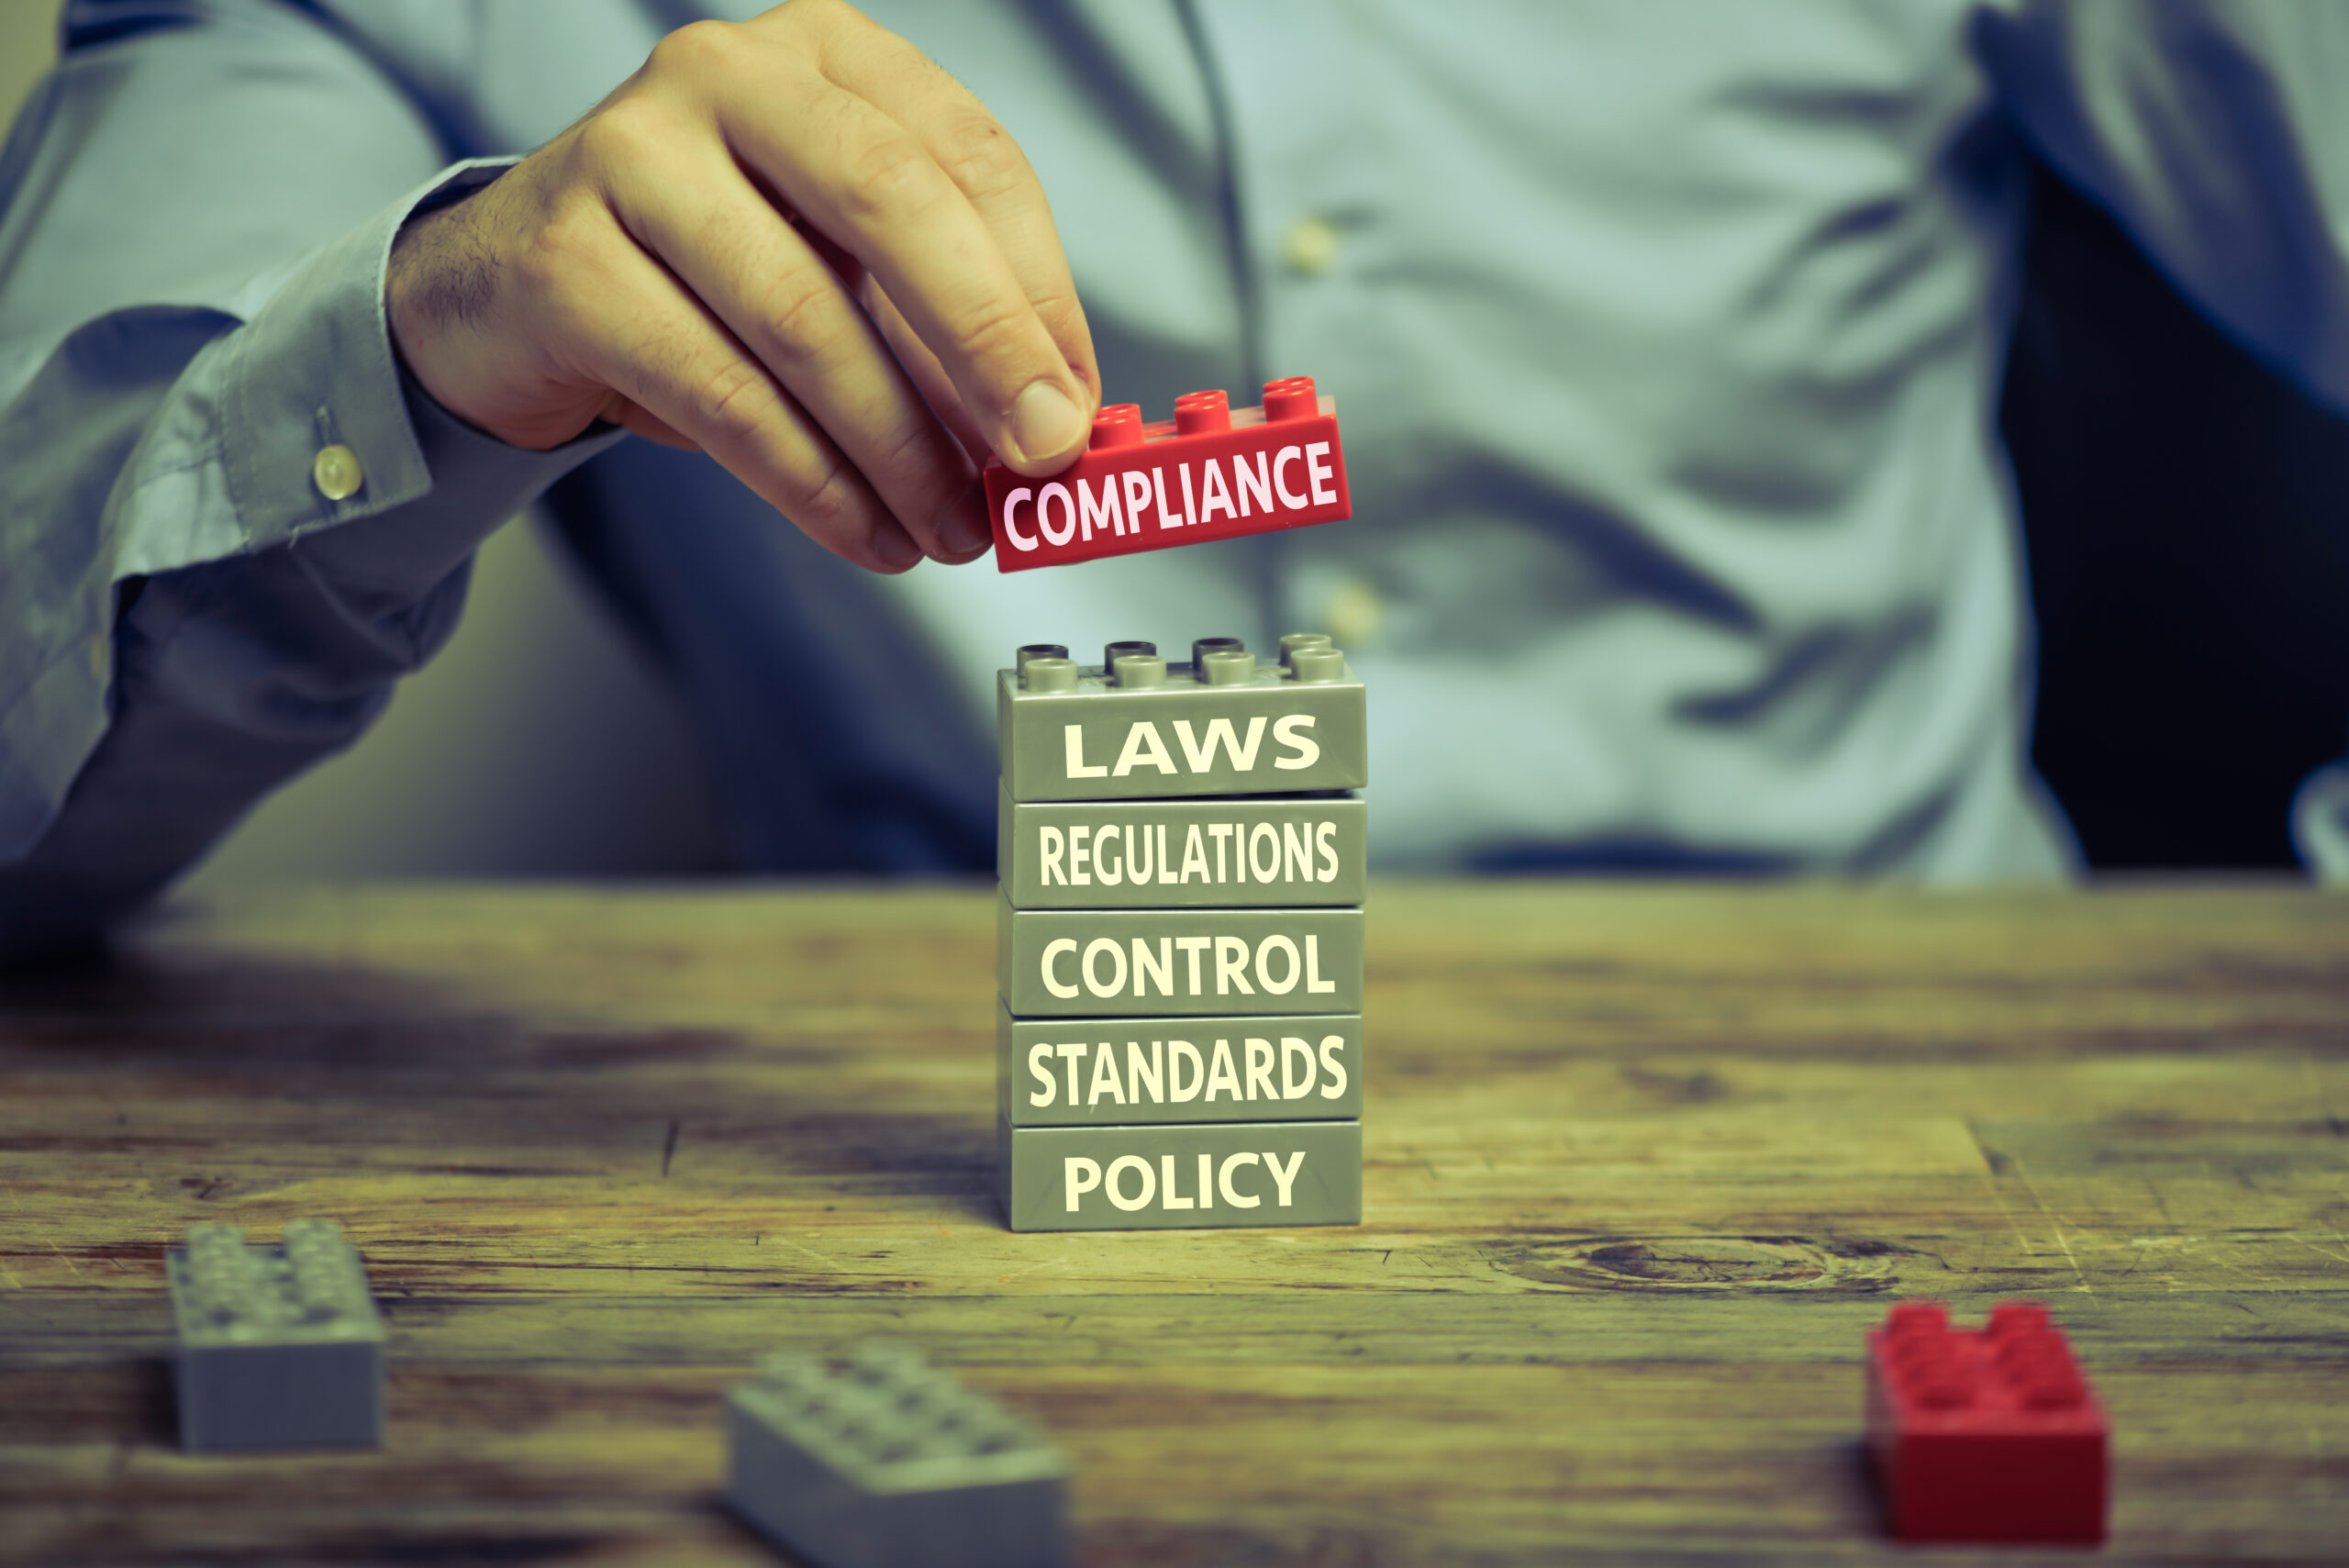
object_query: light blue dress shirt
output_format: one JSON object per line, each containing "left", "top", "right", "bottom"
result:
{"left": 5, "top": 0, "right": 2349, "bottom": 955}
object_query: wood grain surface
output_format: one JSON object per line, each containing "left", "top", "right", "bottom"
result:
{"left": 2, "top": 881, "right": 2345, "bottom": 1564}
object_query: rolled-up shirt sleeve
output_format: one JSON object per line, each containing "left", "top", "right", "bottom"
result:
{"left": 0, "top": 1, "right": 618, "bottom": 955}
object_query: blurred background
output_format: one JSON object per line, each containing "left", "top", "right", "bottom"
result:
{"left": 5, "top": 3, "right": 2345, "bottom": 883}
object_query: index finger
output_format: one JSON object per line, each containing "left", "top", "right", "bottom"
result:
{"left": 796, "top": 9, "right": 1098, "bottom": 417}
{"left": 697, "top": 26, "right": 1095, "bottom": 474}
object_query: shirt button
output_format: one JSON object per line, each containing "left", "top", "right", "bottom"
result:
{"left": 1322, "top": 576, "right": 1384, "bottom": 651}
{"left": 312, "top": 443, "right": 363, "bottom": 501}
{"left": 1281, "top": 216, "right": 1341, "bottom": 277}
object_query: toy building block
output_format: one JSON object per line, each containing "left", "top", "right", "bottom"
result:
{"left": 725, "top": 1344, "right": 1070, "bottom": 1568}
{"left": 1000, "top": 1118, "right": 1362, "bottom": 1231}
{"left": 166, "top": 1219, "right": 385, "bottom": 1451}
{"left": 984, "top": 377, "right": 1349, "bottom": 572}
{"left": 1865, "top": 1301, "right": 2109, "bottom": 1543}
{"left": 998, "top": 635, "right": 1365, "bottom": 802}
{"left": 1000, "top": 1002, "right": 1364, "bottom": 1127}
{"left": 1000, "top": 784, "right": 1365, "bottom": 909}
{"left": 999, "top": 899, "right": 1364, "bottom": 1018}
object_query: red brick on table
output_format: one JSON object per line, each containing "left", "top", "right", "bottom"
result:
{"left": 1865, "top": 1300, "right": 2110, "bottom": 1543}
{"left": 983, "top": 376, "right": 1350, "bottom": 572}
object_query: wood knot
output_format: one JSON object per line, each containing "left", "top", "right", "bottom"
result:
{"left": 1486, "top": 1235, "right": 1904, "bottom": 1293}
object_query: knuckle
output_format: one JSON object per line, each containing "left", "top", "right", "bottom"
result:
{"left": 791, "top": 450, "right": 868, "bottom": 536}
{"left": 839, "top": 133, "right": 944, "bottom": 225}
{"left": 1028, "top": 282, "right": 1088, "bottom": 342}
{"left": 757, "top": 272, "right": 852, "bottom": 371}
{"left": 573, "top": 95, "right": 667, "bottom": 177}
{"left": 932, "top": 113, "right": 1027, "bottom": 202}
{"left": 690, "top": 357, "right": 779, "bottom": 450}
{"left": 788, "top": 0, "right": 877, "bottom": 50}
{"left": 648, "top": 18, "right": 746, "bottom": 81}
{"left": 512, "top": 191, "right": 607, "bottom": 300}
{"left": 952, "top": 295, "right": 1041, "bottom": 379}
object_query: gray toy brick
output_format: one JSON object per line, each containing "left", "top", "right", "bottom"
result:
{"left": 997, "top": 642, "right": 1365, "bottom": 802}
{"left": 998, "top": 784, "right": 1366, "bottom": 908}
{"left": 999, "top": 1000, "right": 1363, "bottom": 1127}
{"left": 166, "top": 1219, "right": 386, "bottom": 1451}
{"left": 725, "top": 1344, "right": 1071, "bottom": 1568}
{"left": 1000, "top": 1118, "right": 1362, "bottom": 1232}
{"left": 998, "top": 899, "right": 1364, "bottom": 1017}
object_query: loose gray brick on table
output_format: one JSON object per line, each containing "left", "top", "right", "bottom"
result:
{"left": 726, "top": 1344, "right": 1070, "bottom": 1568}
{"left": 166, "top": 1219, "right": 385, "bottom": 1451}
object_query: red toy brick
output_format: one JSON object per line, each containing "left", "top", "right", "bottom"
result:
{"left": 983, "top": 377, "right": 1351, "bottom": 573}
{"left": 1865, "top": 1301, "right": 2110, "bottom": 1544}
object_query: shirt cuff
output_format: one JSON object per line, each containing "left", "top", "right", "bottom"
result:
{"left": 294, "top": 359, "right": 626, "bottom": 594}
{"left": 216, "top": 155, "right": 585, "bottom": 555}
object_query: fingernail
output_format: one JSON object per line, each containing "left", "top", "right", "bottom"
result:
{"left": 873, "top": 525, "right": 921, "bottom": 572}
{"left": 1008, "top": 381, "right": 1085, "bottom": 465}
{"left": 939, "top": 496, "right": 993, "bottom": 558}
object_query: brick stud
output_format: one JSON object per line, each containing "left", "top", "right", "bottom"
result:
{"left": 1263, "top": 375, "right": 1319, "bottom": 422}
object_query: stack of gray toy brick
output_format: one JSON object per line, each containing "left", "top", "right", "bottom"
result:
{"left": 726, "top": 1344, "right": 1071, "bottom": 1568}
{"left": 995, "top": 633, "right": 1367, "bottom": 1231}
{"left": 166, "top": 1218, "right": 385, "bottom": 1451}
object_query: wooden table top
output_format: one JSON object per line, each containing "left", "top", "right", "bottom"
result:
{"left": 2, "top": 881, "right": 2345, "bottom": 1564}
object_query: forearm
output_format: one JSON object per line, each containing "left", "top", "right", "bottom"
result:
{"left": 0, "top": 366, "right": 617, "bottom": 962}
{"left": 0, "top": 5, "right": 616, "bottom": 950}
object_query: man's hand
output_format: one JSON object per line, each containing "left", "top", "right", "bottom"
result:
{"left": 386, "top": 0, "right": 1097, "bottom": 572}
